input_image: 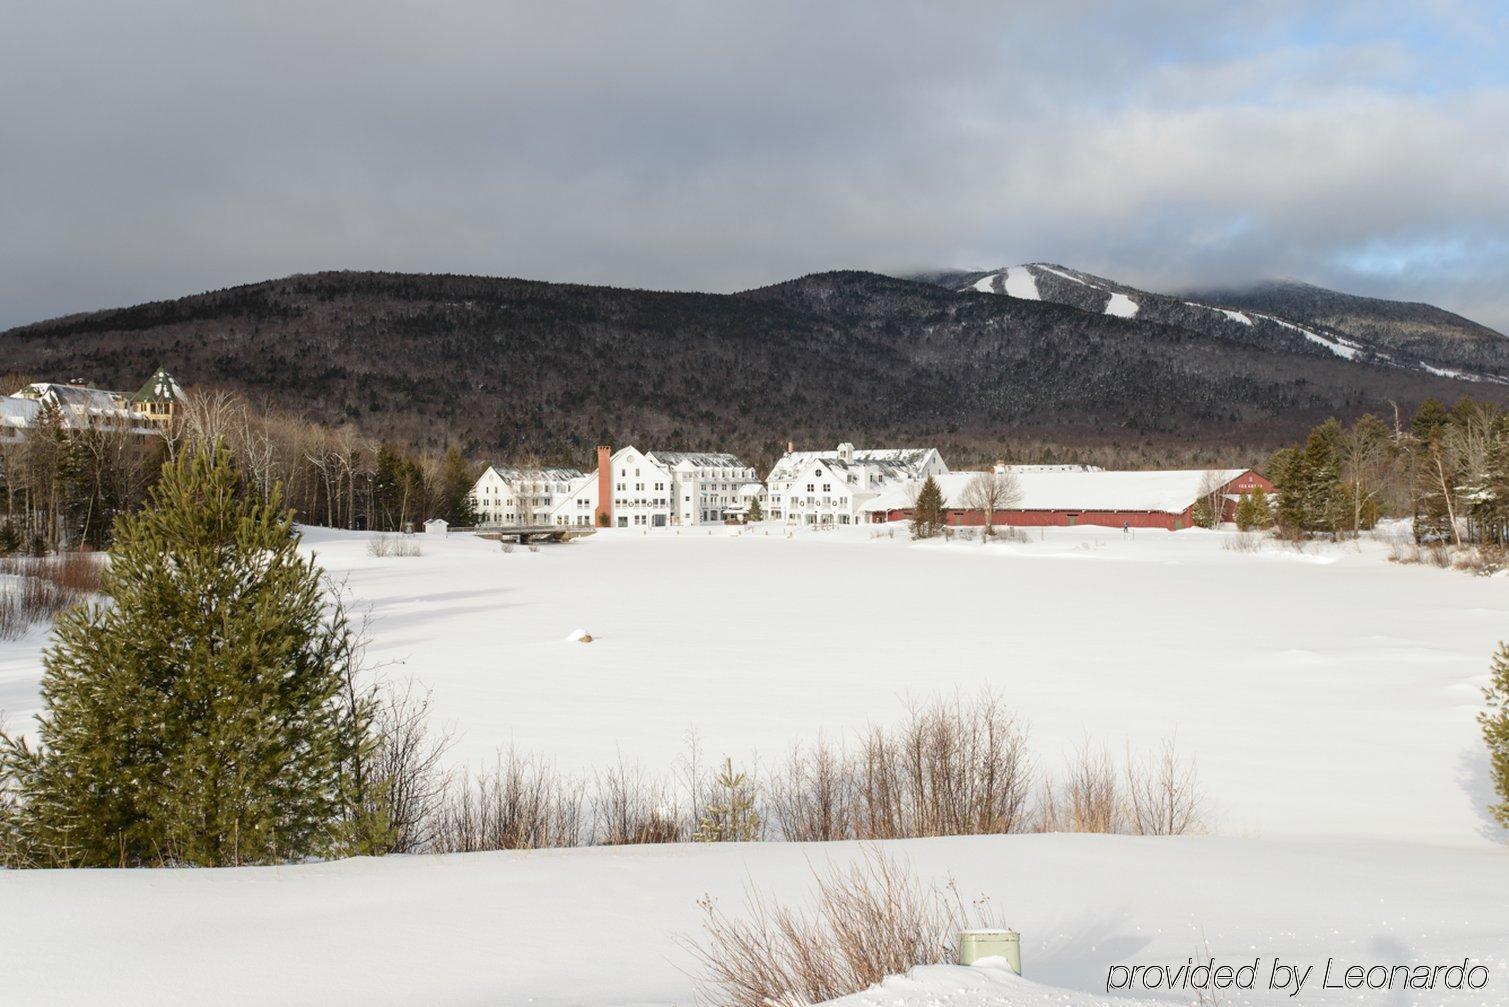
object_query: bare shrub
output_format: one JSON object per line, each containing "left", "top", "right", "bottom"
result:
{"left": 367, "top": 534, "right": 423, "bottom": 558}
{"left": 1221, "top": 532, "right": 1262, "bottom": 553}
{"left": 527, "top": 543, "right": 540, "bottom": 553}
{"left": 1123, "top": 739, "right": 1203, "bottom": 836}
{"left": 858, "top": 694, "right": 1033, "bottom": 839}
{"left": 432, "top": 750, "right": 586, "bottom": 852}
{"left": 593, "top": 758, "right": 687, "bottom": 845}
{"left": 1039, "top": 740, "right": 1122, "bottom": 833}
{"left": 769, "top": 737, "right": 857, "bottom": 842}
{"left": 1386, "top": 536, "right": 1422, "bottom": 564}
{"left": 372, "top": 684, "right": 453, "bottom": 853}
{"left": 1425, "top": 543, "right": 1452, "bottom": 568}
{"left": 687, "top": 849, "right": 999, "bottom": 1007}
{"left": 0, "top": 552, "right": 103, "bottom": 641}
{"left": 1453, "top": 546, "right": 1505, "bottom": 576}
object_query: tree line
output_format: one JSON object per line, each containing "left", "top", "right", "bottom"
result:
{"left": 1267, "top": 396, "right": 1509, "bottom": 545}
{"left": 0, "top": 390, "right": 479, "bottom": 554}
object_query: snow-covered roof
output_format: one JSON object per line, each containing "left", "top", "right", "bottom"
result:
{"left": 0, "top": 396, "right": 40, "bottom": 430}
{"left": 865, "top": 468, "right": 1252, "bottom": 514}
{"left": 486, "top": 466, "right": 586, "bottom": 483}
{"left": 647, "top": 451, "right": 749, "bottom": 470}
{"left": 130, "top": 367, "right": 184, "bottom": 404}
{"left": 769, "top": 446, "right": 940, "bottom": 483}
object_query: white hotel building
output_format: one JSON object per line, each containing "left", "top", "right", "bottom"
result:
{"left": 470, "top": 445, "right": 759, "bottom": 528}
{"left": 765, "top": 442, "right": 946, "bottom": 526}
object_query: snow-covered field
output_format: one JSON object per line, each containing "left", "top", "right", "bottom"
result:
{"left": 2, "top": 524, "right": 1505, "bottom": 1005}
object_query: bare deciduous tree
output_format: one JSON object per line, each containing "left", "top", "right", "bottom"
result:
{"left": 960, "top": 466, "right": 1022, "bottom": 537}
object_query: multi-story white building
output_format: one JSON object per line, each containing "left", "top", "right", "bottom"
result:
{"left": 766, "top": 442, "right": 947, "bottom": 525}
{"left": 470, "top": 466, "right": 587, "bottom": 526}
{"left": 646, "top": 451, "right": 760, "bottom": 525}
{"left": 478, "top": 446, "right": 762, "bottom": 529}
{"left": 541, "top": 445, "right": 674, "bottom": 528}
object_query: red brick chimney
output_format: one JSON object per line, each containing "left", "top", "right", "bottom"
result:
{"left": 595, "top": 445, "right": 613, "bottom": 527}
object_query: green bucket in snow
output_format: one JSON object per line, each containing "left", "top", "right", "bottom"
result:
{"left": 957, "top": 929, "right": 1021, "bottom": 973}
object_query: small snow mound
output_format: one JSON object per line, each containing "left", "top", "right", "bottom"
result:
{"left": 1104, "top": 292, "right": 1139, "bottom": 318}
{"left": 566, "top": 628, "right": 594, "bottom": 643}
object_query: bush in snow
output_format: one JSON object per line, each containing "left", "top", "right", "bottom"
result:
{"left": 686, "top": 848, "right": 1000, "bottom": 1007}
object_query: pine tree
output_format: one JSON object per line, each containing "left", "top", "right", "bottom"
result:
{"left": 1234, "top": 492, "right": 1256, "bottom": 531}
{"left": 1248, "top": 486, "right": 1273, "bottom": 529}
{"left": 911, "top": 476, "right": 944, "bottom": 540}
{"left": 746, "top": 496, "right": 763, "bottom": 522}
{"left": 0, "top": 448, "right": 368, "bottom": 867}
{"left": 433, "top": 447, "right": 478, "bottom": 525}
{"left": 694, "top": 758, "right": 761, "bottom": 842}
{"left": 1481, "top": 643, "right": 1509, "bottom": 829}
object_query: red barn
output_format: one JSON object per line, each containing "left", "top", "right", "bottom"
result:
{"left": 866, "top": 467, "right": 1273, "bottom": 531}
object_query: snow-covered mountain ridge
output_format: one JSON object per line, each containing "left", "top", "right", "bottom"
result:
{"left": 939, "top": 263, "right": 1509, "bottom": 384}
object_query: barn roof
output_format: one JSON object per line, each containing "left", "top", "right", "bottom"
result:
{"left": 865, "top": 468, "right": 1253, "bottom": 515}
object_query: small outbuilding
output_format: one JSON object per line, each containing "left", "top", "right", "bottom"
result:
{"left": 423, "top": 518, "right": 450, "bottom": 535}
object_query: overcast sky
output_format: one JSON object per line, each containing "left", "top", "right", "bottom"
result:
{"left": 3, "top": 0, "right": 1508, "bottom": 331}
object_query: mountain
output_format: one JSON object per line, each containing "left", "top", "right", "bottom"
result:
{"left": 1186, "top": 279, "right": 1506, "bottom": 372}
{"left": 927, "top": 263, "right": 1509, "bottom": 384}
{"left": 3, "top": 268, "right": 1503, "bottom": 466}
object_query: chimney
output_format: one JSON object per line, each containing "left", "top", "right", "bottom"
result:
{"left": 595, "top": 445, "right": 613, "bottom": 527}
{"left": 994, "top": 459, "right": 1007, "bottom": 475}
{"left": 786, "top": 440, "right": 794, "bottom": 455}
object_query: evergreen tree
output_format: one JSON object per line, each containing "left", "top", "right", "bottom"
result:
{"left": 911, "top": 476, "right": 944, "bottom": 540}
{"left": 1268, "top": 446, "right": 1305, "bottom": 536}
{"left": 1300, "top": 420, "right": 1344, "bottom": 535}
{"left": 0, "top": 448, "right": 369, "bottom": 867}
{"left": 1481, "top": 643, "right": 1509, "bottom": 829}
{"left": 693, "top": 758, "right": 761, "bottom": 842}
{"left": 746, "top": 496, "right": 763, "bottom": 522}
{"left": 1248, "top": 486, "right": 1273, "bottom": 529}
{"left": 433, "top": 447, "right": 478, "bottom": 526}
{"left": 1234, "top": 492, "right": 1257, "bottom": 531}
{"left": 1191, "top": 496, "right": 1217, "bottom": 529}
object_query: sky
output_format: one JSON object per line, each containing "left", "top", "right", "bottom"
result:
{"left": 2, "top": 0, "right": 1508, "bottom": 332}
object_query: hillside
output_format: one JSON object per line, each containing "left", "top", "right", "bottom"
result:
{"left": 3, "top": 269, "right": 1502, "bottom": 466}
{"left": 925, "top": 264, "right": 1509, "bottom": 382}
{"left": 1189, "top": 278, "right": 1507, "bottom": 368}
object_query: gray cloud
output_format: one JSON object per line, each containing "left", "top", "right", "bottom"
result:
{"left": 2, "top": 0, "right": 1507, "bottom": 331}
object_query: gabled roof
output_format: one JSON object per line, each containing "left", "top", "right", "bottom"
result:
{"left": 130, "top": 367, "right": 183, "bottom": 404}
{"left": 865, "top": 468, "right": 1253, "bottom": 514}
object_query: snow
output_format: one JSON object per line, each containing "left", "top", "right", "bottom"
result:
{"left": 2, "top": 526, "right": 1506, "bottom": 1004}
{"left": 1252, "top": 313, "right": 1363, "bottom": 361}
{"left": 1003, "top": 265, "right": 1040, "bottom": 300}
{"left": 969, "top": 267, "right": 1040, "bottom": 300}
{"left": 0, "top": 835, "right": 1504, "bottom": 1006}
{"left": 1221, "top": 308, "right": 1253, "bottom": 325}
{"left": 1103, "top": 292, "right": 1139, "bottom": 318}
